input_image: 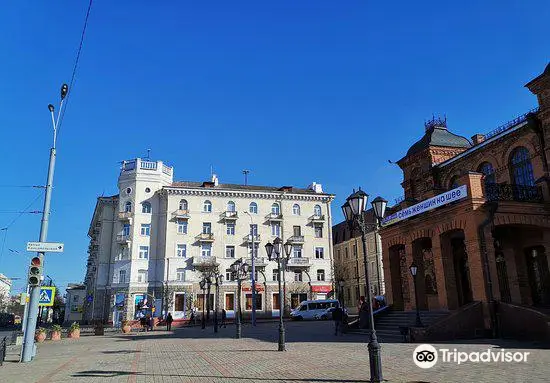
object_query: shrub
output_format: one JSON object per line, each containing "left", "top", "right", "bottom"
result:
{"left": 51, "top": 324, "right": 62, "bottom": 332}
{"left": 69, "top": 322, "right": 80, "bottom": 331}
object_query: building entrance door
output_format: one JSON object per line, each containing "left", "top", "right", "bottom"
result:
{"left": 525, "top": 247, "right": 550, "bottom": 307}
{"left": 452, "top": 238, "right": 472, "bottom": 307}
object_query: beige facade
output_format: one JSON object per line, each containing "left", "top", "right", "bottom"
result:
{"left": 332, "top": 212, "right": 385, "bottom": 312}
{"left": 84, "top": 158, "right": 334, "bottom": 322}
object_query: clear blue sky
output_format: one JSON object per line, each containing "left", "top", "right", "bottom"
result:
{"left": 0, "top": 1, "right": 548, "bottom": 294}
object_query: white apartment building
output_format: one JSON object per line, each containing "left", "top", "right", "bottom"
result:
{"left": 0, "top": 274, "right": 11, "bottom": 311}
{"left": 84, "top": 158, "right": 334, "bottom": 323}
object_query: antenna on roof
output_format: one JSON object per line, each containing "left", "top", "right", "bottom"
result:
{"left": 210, "top": 165, "right": 213, "bottom": 178}
{"left": 243, "top": 170, "right": 250, "bottom": 185}
{"left": 145, "top": 148, "right": 151, "bottom": 160}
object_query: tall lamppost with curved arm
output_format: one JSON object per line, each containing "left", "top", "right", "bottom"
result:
{"left": 342, "top": 189, "right": 387, "bottom": 383}
{"left": 265, "top": 237, "right": 292, "bottom": 351}
{"left": 199, "top": 278, "right": 207, "bottom": 329}
{"left": 230, "top": 258, "right": 249, "bottom": 339}
{"left": 243, "top": 211, "right": 257, "bottom": 326}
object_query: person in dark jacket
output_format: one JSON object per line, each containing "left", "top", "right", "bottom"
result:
{"left": 221, "top": 309, "right": 227, "bottom": 328}
{"left": 332, "top": 305, "right": 343, "bottom": 336}
{"left": 166, "top": 313, "right": 173, "bottom": 331}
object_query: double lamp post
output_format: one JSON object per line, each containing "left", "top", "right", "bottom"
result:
{"left": 341, "top": 188, "right": 387, "bottom": 383}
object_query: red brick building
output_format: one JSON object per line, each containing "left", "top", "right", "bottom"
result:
{"left": 379, "top": 63, "right": 550, "bottom": 339}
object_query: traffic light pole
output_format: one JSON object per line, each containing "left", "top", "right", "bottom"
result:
{"left": 21, "top": 146, "right": 56, "bottom": 363}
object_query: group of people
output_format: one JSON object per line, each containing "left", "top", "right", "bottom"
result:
{"left": 157, "top": 308, "right": 229, "bottom": 331}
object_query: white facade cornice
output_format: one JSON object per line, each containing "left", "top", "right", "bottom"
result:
{"left": 162, "top": 187, "right": 334, "bottom": 203}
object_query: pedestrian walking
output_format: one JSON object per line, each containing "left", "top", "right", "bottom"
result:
{"left": 332, "top": 305, "right": 343, "bottom": 336}
{"left": 166, "top": 312, "right": 173, "bottom": 331}
{"left": 221, "top": 309, "right": 227, "bottom": 328}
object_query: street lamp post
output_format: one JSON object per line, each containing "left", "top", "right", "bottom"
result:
{"left": 342, "top": 189, "right": 387, "bottom": 383}
{"left": 199, "top": 278, "right": 207, "bottom": 329}
{"left": 213, "top": 273, "right": 224, "bottom": 333}
{"left": 265, "top": 237, "right": 292, "bottom": 352}
{"left": 244, "top": 211, "right": 257, "bottom": 326}
{"left": 230, "top": 258, "right": 249, "bottom": 339}
{"left": 409, "top": 262, "right": 423, "bottom": 327}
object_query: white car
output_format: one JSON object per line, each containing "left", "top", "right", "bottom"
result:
{"left": 290, "top": 299, "right": 341, "bottom": 321}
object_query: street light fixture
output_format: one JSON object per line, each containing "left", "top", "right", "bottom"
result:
{"left": 409, "top": 261, "right": 423, "bottom": 327}
{"left": 230, "top": 258, "right": 249, "bottom": 339}
{"left": 213, "top": 273, "right": 224, "bottom": 333}
{"left": 342, "top": 188, "right": 387, "bottom": 383}
{"left": 265, "top": 236, "right": 292, "bottom": 351}
{"left": 199, "top": 278, "right": 207, "bottom": 329}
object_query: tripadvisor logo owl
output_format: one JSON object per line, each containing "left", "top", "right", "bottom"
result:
{"left": 413, "top": 344, "right": 438, "bottom": 369}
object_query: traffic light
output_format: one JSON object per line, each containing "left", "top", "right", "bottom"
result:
{"left": 28, "top": 257, "right": 42, "bottom": 286}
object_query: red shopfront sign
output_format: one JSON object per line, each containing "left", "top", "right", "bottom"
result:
{"left": 242, "top": 285, "right": 264, "bottom": 292}
{"left": 311, "top": 285, "right": 332, "bottom": 293}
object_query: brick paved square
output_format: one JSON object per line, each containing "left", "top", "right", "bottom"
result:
{"left": 0, "top": 322, "right": 548, "bottom": 383}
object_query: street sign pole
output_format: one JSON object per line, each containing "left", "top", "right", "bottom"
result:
{"left": 21, "top": 147, "right": 56, "bottom": 363}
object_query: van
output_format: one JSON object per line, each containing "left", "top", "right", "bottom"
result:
{"left": 290, "top": 299, "right": 340, "bottom": 321}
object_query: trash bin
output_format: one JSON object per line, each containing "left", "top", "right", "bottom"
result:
{"left": 94, "top": 320, "right": 105, "bottom": 336}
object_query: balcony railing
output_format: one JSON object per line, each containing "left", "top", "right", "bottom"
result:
{"left": 265, "top": 213, "right": 283, "bottom": 221}
{"left": 221, "top": 211, "right": 238, "bottom": 220}
{"left": 287, "top": 235, "right": 305, "bottom": 244}
{"left": 245, "top": 257, "right": 268, "bottom": 267}
{"left": 116, "top": 234, "right": 131, "bottom": 244}
{"left": 309, "top": 214, "right": 325, "bottom": 222}
{"left": 243, "top": 234, "right": 261, "bottom": 243}
{"left": 287, "top": 257, "right": 311, "bottom": 268}
{"left": 118, "top": 211, "right": 132, "bottom": 221}
{"left": 192, "top": 256, "right": 218, "bottom": 269}
{"left": 172, "top": 209, "right": 190, "bottom": 219}
{"left": 485, "top": 183, "right": 543, "bottom": 203}
{"left": 195, "top": 233, "right": 215, "bottom": 242}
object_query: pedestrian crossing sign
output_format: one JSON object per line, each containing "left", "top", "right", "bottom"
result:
{"left": 39, "top": 286, "right": 56, "bottom": 307}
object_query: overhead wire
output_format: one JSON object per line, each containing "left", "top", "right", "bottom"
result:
{"left": 57, "top": 0, "right": 94, "bottom": 135}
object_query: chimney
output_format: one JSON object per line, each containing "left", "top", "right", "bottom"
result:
{"left": 308, "top": 182, "right": 323, "bottom": 193}
{"left": 471, "top": 134, "right": 485, "bottom": 145}
{"left": 211, "top": 174, "right": 219, "bottom": 186}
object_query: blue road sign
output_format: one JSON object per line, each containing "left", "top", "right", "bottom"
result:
{"left": 87, "top": 295, "right": 93, "bottom": 303}
{"left": 38, "top": 286, "right": 56, "bottom": 307}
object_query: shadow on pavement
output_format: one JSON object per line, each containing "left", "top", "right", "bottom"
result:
{"left": 101, "top": 349, "right": 141, "bottom": 354}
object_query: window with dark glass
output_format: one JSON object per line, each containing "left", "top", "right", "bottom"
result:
{"left": 510, "top": 147, "right": 535, "bottom": 186}
{"left": 478, "top": 162, "right": 496, "bottom": 185}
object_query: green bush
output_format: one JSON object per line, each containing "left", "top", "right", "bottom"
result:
{"left": 69, "top": 322, "right": 80, "bottom": 331}
{"left": 51, "top": 324, "right": 62, "bottom": 332}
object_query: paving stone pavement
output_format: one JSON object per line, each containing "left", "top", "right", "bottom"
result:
{"left": 0, "top": 321, "right": 548, "bottom": 383}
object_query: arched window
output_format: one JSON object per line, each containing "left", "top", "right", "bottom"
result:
{"left": 249, "top": 202, "right": 258, "bottom": 214}
{"left": 203, "top": 200, "right": 212, "bottom": 213}
{"left": 314, "top": 205, "right": 322, "bottom": 216}
{"left": 141, "top": 202, "right": 152, "bottom": 214}
{"left": 124, "top": 201, "right": 132, "bottom": 213}
{"left": 271, "top": 203, "right": 280, "bottom": 215}
{"left": 449, "top": 175, "right": 460, "bottom": 189}
{"left": 227, "top": 201, "right": 236, "bottom": 212}
{"left": 292, "top": 204, "right": 301, "bottom": 215}
{"left": 510, "top": 147, "right": 535, "bottom": 186}
{"left": 179, "top": 199, "right": 188, "bottom": 210}
{"left": 478, "top": 162, "right": 496, "bottom": 185}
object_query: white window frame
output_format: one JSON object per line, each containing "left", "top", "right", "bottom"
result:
{"left": 314, "top": 205, "right": 322, "bottom": 216}
{"left": 224, "top": 292, "right": 235, "bottom": 311}
{"left": 203, "top": 200, "right": 212, "bottom": 213}
{"left": 122, "top": 224, "right": 131, "bottom": 236}
{"left": 226, "top": 222, "right": 235, "bottom": 235}
{"left": 245, "top": 293, "right": 263, "bottom": 311}
{"left": 271, "top": 203, "right": 280, "bottom": 215}
{"left": 179, "top": 199, "right": 188, "bottom": 210}
{"left": 317, "top": 269, "right": 325, "bottom": 281}
{"left": 225, "top": 245, "right": 235, "bottom": 259}
{"left": 137, "top": 269, "right": 148, "bottom": 283}
{"left": 315, "top": 247, "right": 324, "bottom": 259}
{"left": 124, "top": 201, "right": 132, "bottom": 213}
{"left": 176, "top": 244, "right": 187, "bottom": 258}
{"left": 249, "top": 202, "right": 258, "bottom": 214}
{"left": 201, "top": 244, "right": 212, "bottom": 257}
{"left": 293, "top": 246, "right": 302, "bottom": 258}
{"left": 294, "top": 271, "right": 302, "bottom": 282}
{"left": 271, "top": 222, "right": 280, "bottom": 237}
{"left": 272, "top": 269, "right": 279, "bottom": 281}
{"left": 142, "top": 202, "right": 152, "bottom": 214}
{"left": 314, "top": 223, "right": 323, "bottom": 238}
{"left": 292, "top": 204, "right": 301, "bottom": 215}
{"left": 139, "top": 246, "right": 149, "bottom": 259}
{"left": 203, "top": 222, "right": 212, "bottom": 234}
{"left": 140, "top": 223, "right": 151, "bottom": 236}
{"left": 177, "top": 219, "right": 188, "bottom": 234}
{"left": 227, "top": 201, "right": 236, "bottom": 212}
{"left": 119, "top": 270, "right": 127, "bottom": 283}
{"left": 176, "top": 268, "right": 186, "bottom": 282}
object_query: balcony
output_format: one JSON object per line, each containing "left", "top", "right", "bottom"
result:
{"left": 485, "top": 184, "right": 543, "bottom": 203}
{"left": 116, "top": 234, "right": 131, "bottom": 245}
{"left": 265, "top": 213, "right": 283, "bottom": 222}
{"left": 309, "top": 214, "right": 325, "bottom": 222}
{"left": 221, "top": 211, "right": 238, "bottom": 220}
{"left": 245, "top": 257, "right": 268, "bottom": 268}
{"left": 118, "top": 211, "right": 132, "bottom": 222}
{"left": 287, "top": 235, "right": 305, "bottom": 244}
{"left": 286, "top": 257, "right": 311, "bottom": 268}
{"left": 243, "top": 234, "right": 261, "bottom": 244}
{"left": 192, "top": 256, "right": 219, "bottom": 270}
{"left": 172, "top": 209, "right": 190, "bottom": 219}
{"left": 195, "top": 233, "right": 215, "bottom": 242}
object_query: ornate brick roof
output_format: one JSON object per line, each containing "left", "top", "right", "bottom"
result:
{"left": 405, "top": 119, "right": 471, "bottom": 158}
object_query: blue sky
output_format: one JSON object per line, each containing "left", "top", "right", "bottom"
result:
{"left": 0, "top": 1, "right": 548, "bottom": 294}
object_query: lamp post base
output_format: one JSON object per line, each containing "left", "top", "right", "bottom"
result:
{"left": 368, "top": 333, "right": 383, "bottom": 383}
{"left": 278, "top": 324, "right": 286, "bottom": 351}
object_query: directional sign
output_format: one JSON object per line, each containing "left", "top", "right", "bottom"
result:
{"left": 38, "top": 286, "right": 56, "bottom": 307}
{"left": 27, "top": 242, "right": 64, "bottom": 253}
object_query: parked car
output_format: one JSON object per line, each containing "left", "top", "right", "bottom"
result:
{"left": 319, "top": 306, "right": 349, "bottom": 320}
{"left": 0, "top": 313, "right": 15, "bottom": 327}
{"left": 290, "top": 299, "right": 340, "bottom": 321}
